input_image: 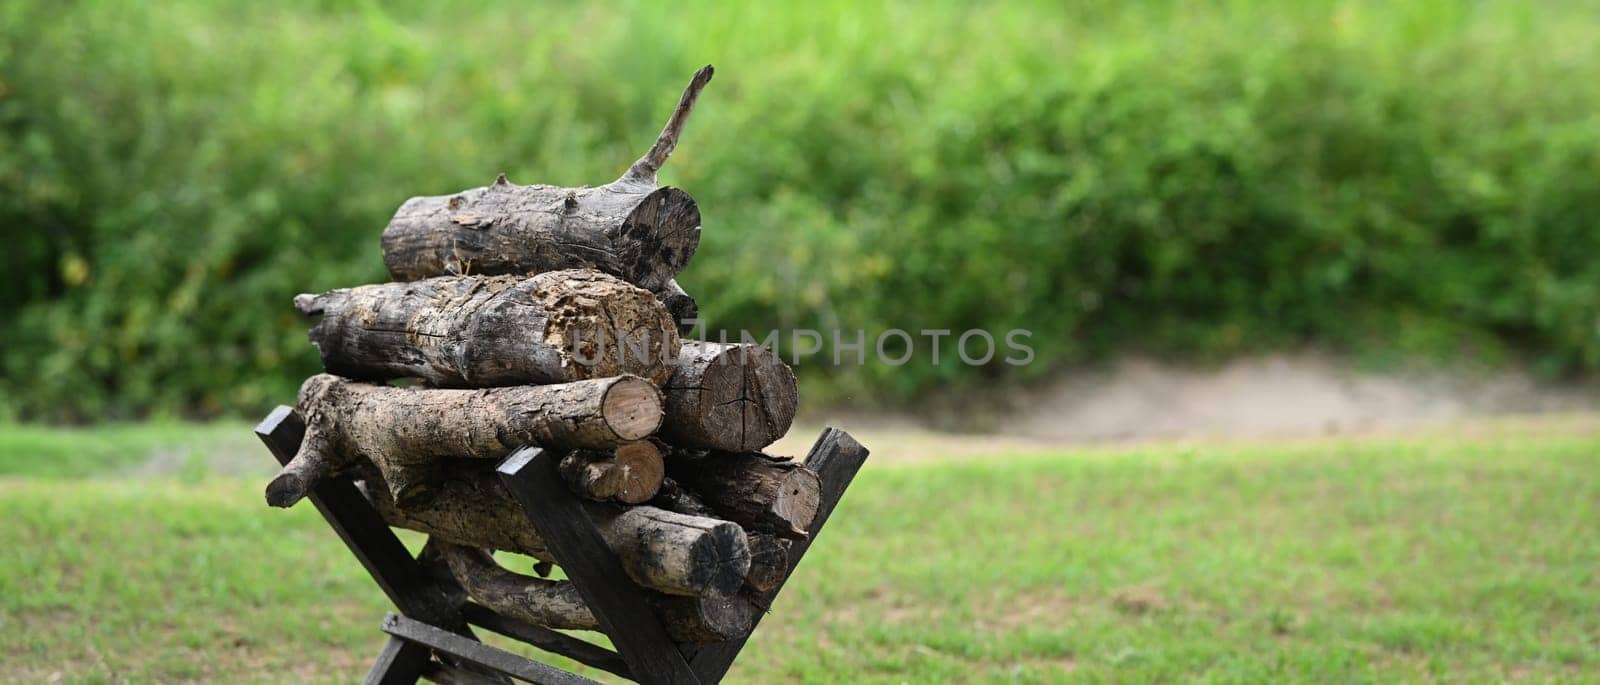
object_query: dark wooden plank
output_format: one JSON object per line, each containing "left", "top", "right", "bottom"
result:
{"left": 364, "top": 635, "right": 432, "bottom": 685}
{"left": 461, "top": 603, "right": 633, "bottom": 681}
{"left": 687, "top": 427, "right": 870, "bottom": 682}
{"left": 383, "top": 613, "right": 602, "bottom": 685}
{"left": 421, "top": 659, "right": 517, "bottom": 685}
{"left": 497, "top": 448, "right": 702, "bottom": 685}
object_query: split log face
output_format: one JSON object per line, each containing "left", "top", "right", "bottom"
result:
{"left": 381, "top": 181, "right": 700, "bottom": 292}
{"left": 297, "top": 270, "right": 679, "bottom": 388}
{"left": 662, "top": 341, "right": 798, "bottom": 452}
{"left": 558, "top": 442, "right": 665, "bottom": 505}
{"left": 437, "top": 542, "right": 753, "bottom": 644}
{"left": 378, "top": 66, "right": 714, "bottom": 292}
{"left": 265, "top": 373, "right": 662, "bottom": 508}
{"left": 357, "top": 461, "right": 750, "bottom": 598}
{"left": 667, "top": 450, "right": 822, "bottom": 541}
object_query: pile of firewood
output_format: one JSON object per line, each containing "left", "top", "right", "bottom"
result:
{"left": 265, "top": 66, "right": 815, "bottom": 643}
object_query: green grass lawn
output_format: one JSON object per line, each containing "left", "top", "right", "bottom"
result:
{"left": 2, "top": 419, "right": 1598, "bottom": 683}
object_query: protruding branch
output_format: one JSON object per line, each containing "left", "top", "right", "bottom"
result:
{"left": 618, "top": 65, "right": 715, "bottom": 186}
{"left": 264, "top": 376, "right": 349, "bottom": 507}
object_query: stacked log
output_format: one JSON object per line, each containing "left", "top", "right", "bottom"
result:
{"left": 265, "top": 65, "right": 818, "bottom": 645}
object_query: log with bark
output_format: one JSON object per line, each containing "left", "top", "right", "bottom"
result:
{"left": 436, "top": 543, "right": 753, "bottom": 643}
{"left": 661, "top": 341, "right": 798, "bottom": 452}
{"left": 650, "top": 477, "right": 787, "bottom": 592}
{"left": 355, "top": 460, "right": 750, "bottom": 598}
{"left": 666, "top": 449, "right": 821, "bottom": 541}
{"left": 296, "top": 269, "right": 679, "bottom": 388}
{"left": 557, "top": 442, "right": 665, "bottom": 505}
{"left": 380, "top": 67, "right": 713, "bottom": 291}
{"left": 266, "top": 373, "right": 663, "bottom": 508}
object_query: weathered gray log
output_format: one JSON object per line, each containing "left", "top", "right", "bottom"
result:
{"left": 296, "top": 269, "right": 679, "bottom": 388}
{"left": 661, "top": 341, "right": 798, "bottom": 452}
{"left": 558, "top": 441, "right": 665, "bottom": 504}
{"left": 667, "top": 450, "right": 821, "bottom": 541}
{"left": 266, "top": 373, "right": 662, "bottom": 508}
{"left": 656, "top": 279, "right": 699, "bottom": 335}
{"left": 355, "top": 461, "right": 749, "bottom": 597}
{"left": 380, "top": 66, "right": 713, "bottom": 290}
{"left": 742, "top": 533, "right": 791, "bottom": 593}
{"left": 437, "top": 543, "right": 753, "bottom": 643}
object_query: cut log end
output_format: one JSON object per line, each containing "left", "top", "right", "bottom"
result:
{"left": 664, "top": 342, "right": 799, "bottom": 452}
{"left": 771, "top": 466, "right": 822, "bottom": 539}
{"left": 264, "top": 472, "right": 308, "bottom": 508}
{"left": 679, "top": 517, "right": 751, "bottom": 598}
{"left": 743, "top": 533, "right": 790, "bottom": 593}
{"left": 557, "top": 442, "right": 663, "bottom": 504}
{"left": 652, "top": 592, "right": 755, "bottom": 644}
{"left": 665, "top": 450, "right": 822, "bottom": 540}
{"left": 616, "top": 186, "right": 701, "bottom": 291}
{"left": 602, "top": 376, "right": 666, "bottom": 441}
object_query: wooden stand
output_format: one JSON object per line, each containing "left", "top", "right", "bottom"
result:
{"left": 256, "top": 405, "right": 869, "bottom": 684}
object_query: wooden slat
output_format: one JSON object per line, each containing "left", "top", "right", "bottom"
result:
{"left": 383, "top": 613, "right": 602, "bottom": 685}
{"left": 687, "top": 427, "right": 870, "bottom": 682}
{"left": 364, "top": 635, "right": 432, "bottom": 685}
{"left": 420, "top": 660, "right": 509, "bottom": 685}
{"left": 460, "top": 603, "right": 633, "bottom": 680}
{"left": 497, "top": 448, "right": 702, "bottom": 685}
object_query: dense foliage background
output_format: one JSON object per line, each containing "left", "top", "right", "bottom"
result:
{"left": 3, "top": 1, "right": 1598, "bottom": 420}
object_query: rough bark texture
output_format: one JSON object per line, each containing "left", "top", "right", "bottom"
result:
{"left": 355, "top": 461, "right": 750, "bottom": 597}
{"left": 380, "top": 67, "right": 714, "bottom": 291}
{"left": 297, "top": 270, "right": 679, "bottom": 388}
{"left": 558, "top": 442, "right": 665, "bottom": 505}
{"left": 437, "top": 543, "right": 753, "bottom": 643}
{"left": 649, "top": 476, "right": 719, "bottom": 519}
{"left": 667, "top": 450, "right": 821, "bottom": 541}
{"left": 655, "top": 279, "right": 699, "bottom": 335}
{"left": 266, "top": 373, "right": 663, "bottom": 508}
{"left": 742, "top": 533, "right": 791, "bottom": 593}
{"left": 556, "top": 452, "right": 626, "bottom": 503}
{"left": 438, "top": 543, "right": 593, "bottom": 630}
{"left": 662, "top": 341, "right": 798, "bottom": 452}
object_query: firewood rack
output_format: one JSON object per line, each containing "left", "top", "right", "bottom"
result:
{"left": 255, "top": 405, "right": 869, "bottom": 684}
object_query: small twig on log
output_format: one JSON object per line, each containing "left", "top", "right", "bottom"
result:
{"left": 618, "top": 65, "right": 715, "bottom": 187}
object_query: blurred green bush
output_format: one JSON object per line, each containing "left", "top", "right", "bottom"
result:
{"left": 3, "top": 1, "right": 1598, "bottom": 420}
